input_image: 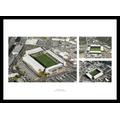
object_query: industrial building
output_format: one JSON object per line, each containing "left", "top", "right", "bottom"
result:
{"left": 25, "top": 38, "right": 38, "bottom": 45}
{"left": 9, "top": 73, "right": 19, "bottom": 78}
{"left": 12, "top": 44, "right": 23, "bottom": 55}
{"left": 23, "top": 47, "right": 66, "bottom": 75}
{"left": 86, "top": 68, "right": 103, "bottom": 80}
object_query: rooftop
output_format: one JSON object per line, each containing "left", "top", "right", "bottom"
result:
{"left": 12, "top": 44, "right": 23, "bottom": 53}
{"left": 25, "top": 39, "right": 38, "bottom": 45}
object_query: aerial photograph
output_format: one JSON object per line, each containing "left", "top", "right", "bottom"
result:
{"left": 79, "top": 37, "right": 112, "bottom": 58}
{"left": 79, "top": 61, "right": 112, "bottom": 82}
{"left": 9, "top": 37, "right": 77, "bottom": 82}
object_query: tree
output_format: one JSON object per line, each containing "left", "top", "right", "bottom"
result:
{"left": 37, "top": 70, "right": 48, "bottom": 77}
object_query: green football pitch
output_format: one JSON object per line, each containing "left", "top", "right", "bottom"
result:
{"left": 90, "top": 69, "right": 101, "bottom": 77}
{"left": 31, "top": 52, "right": 59, "bottom": 68}
{"left": 90, "top": 47, "right": 101, "bottom": 51}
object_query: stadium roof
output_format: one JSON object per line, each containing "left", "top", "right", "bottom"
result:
{"left": 90, "top": 45, "right": 101, "bottom": 47}
{"left": 23, "top": 55, "right": 45, "bottom": 72}
{"left": 45, "top": 63, "right": 63, "bottom": 73}
{"left": 26, "top": 47, "right": 43, "bottom": 55}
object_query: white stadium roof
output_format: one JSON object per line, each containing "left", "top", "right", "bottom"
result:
{"left": 45, "top": 63, "right": 63, "bottom": 73}
{"left": 90, "top": 44, "right": 101, "bottom": 47}
{"left": 23, "top": 55, "right": 45, "bottom": 72}
{"left": 26, "top": 47, "right": 43, "bottom": 55}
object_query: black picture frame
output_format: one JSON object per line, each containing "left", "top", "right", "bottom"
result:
{"left": 0, "top": 16, "right": 118, "bottom": 103}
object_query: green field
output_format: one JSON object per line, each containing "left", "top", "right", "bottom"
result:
{"left": 90, "top": 69, "right": 100, "bottom": 76}
{"left": 31, "top": 52, "right": 59, "bottom": 68}
{"left": 90, "top": 47, "right": 101, "bottom": 51}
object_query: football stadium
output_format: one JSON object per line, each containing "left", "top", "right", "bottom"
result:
{"left": 23, "top": 47, "right": 66, "bottom": 75}
{"left": 86, "top": 68, "right": 103, "bottom": 80}
{"left": 87, "top": 45, "right": 103, "bottom": 54}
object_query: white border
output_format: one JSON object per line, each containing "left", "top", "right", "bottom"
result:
{"left": 4, "top": 19, "right": 117, "bottom": 100}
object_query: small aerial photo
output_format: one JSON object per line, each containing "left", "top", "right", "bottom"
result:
{"left": 79, "top": 61, "right": 112, "bottom": 82}
{"left": 9, "top": 37, "right": 77, "bottom": 82}
{"left": 79, "top": 37, "right": 112, "bottom": 58}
